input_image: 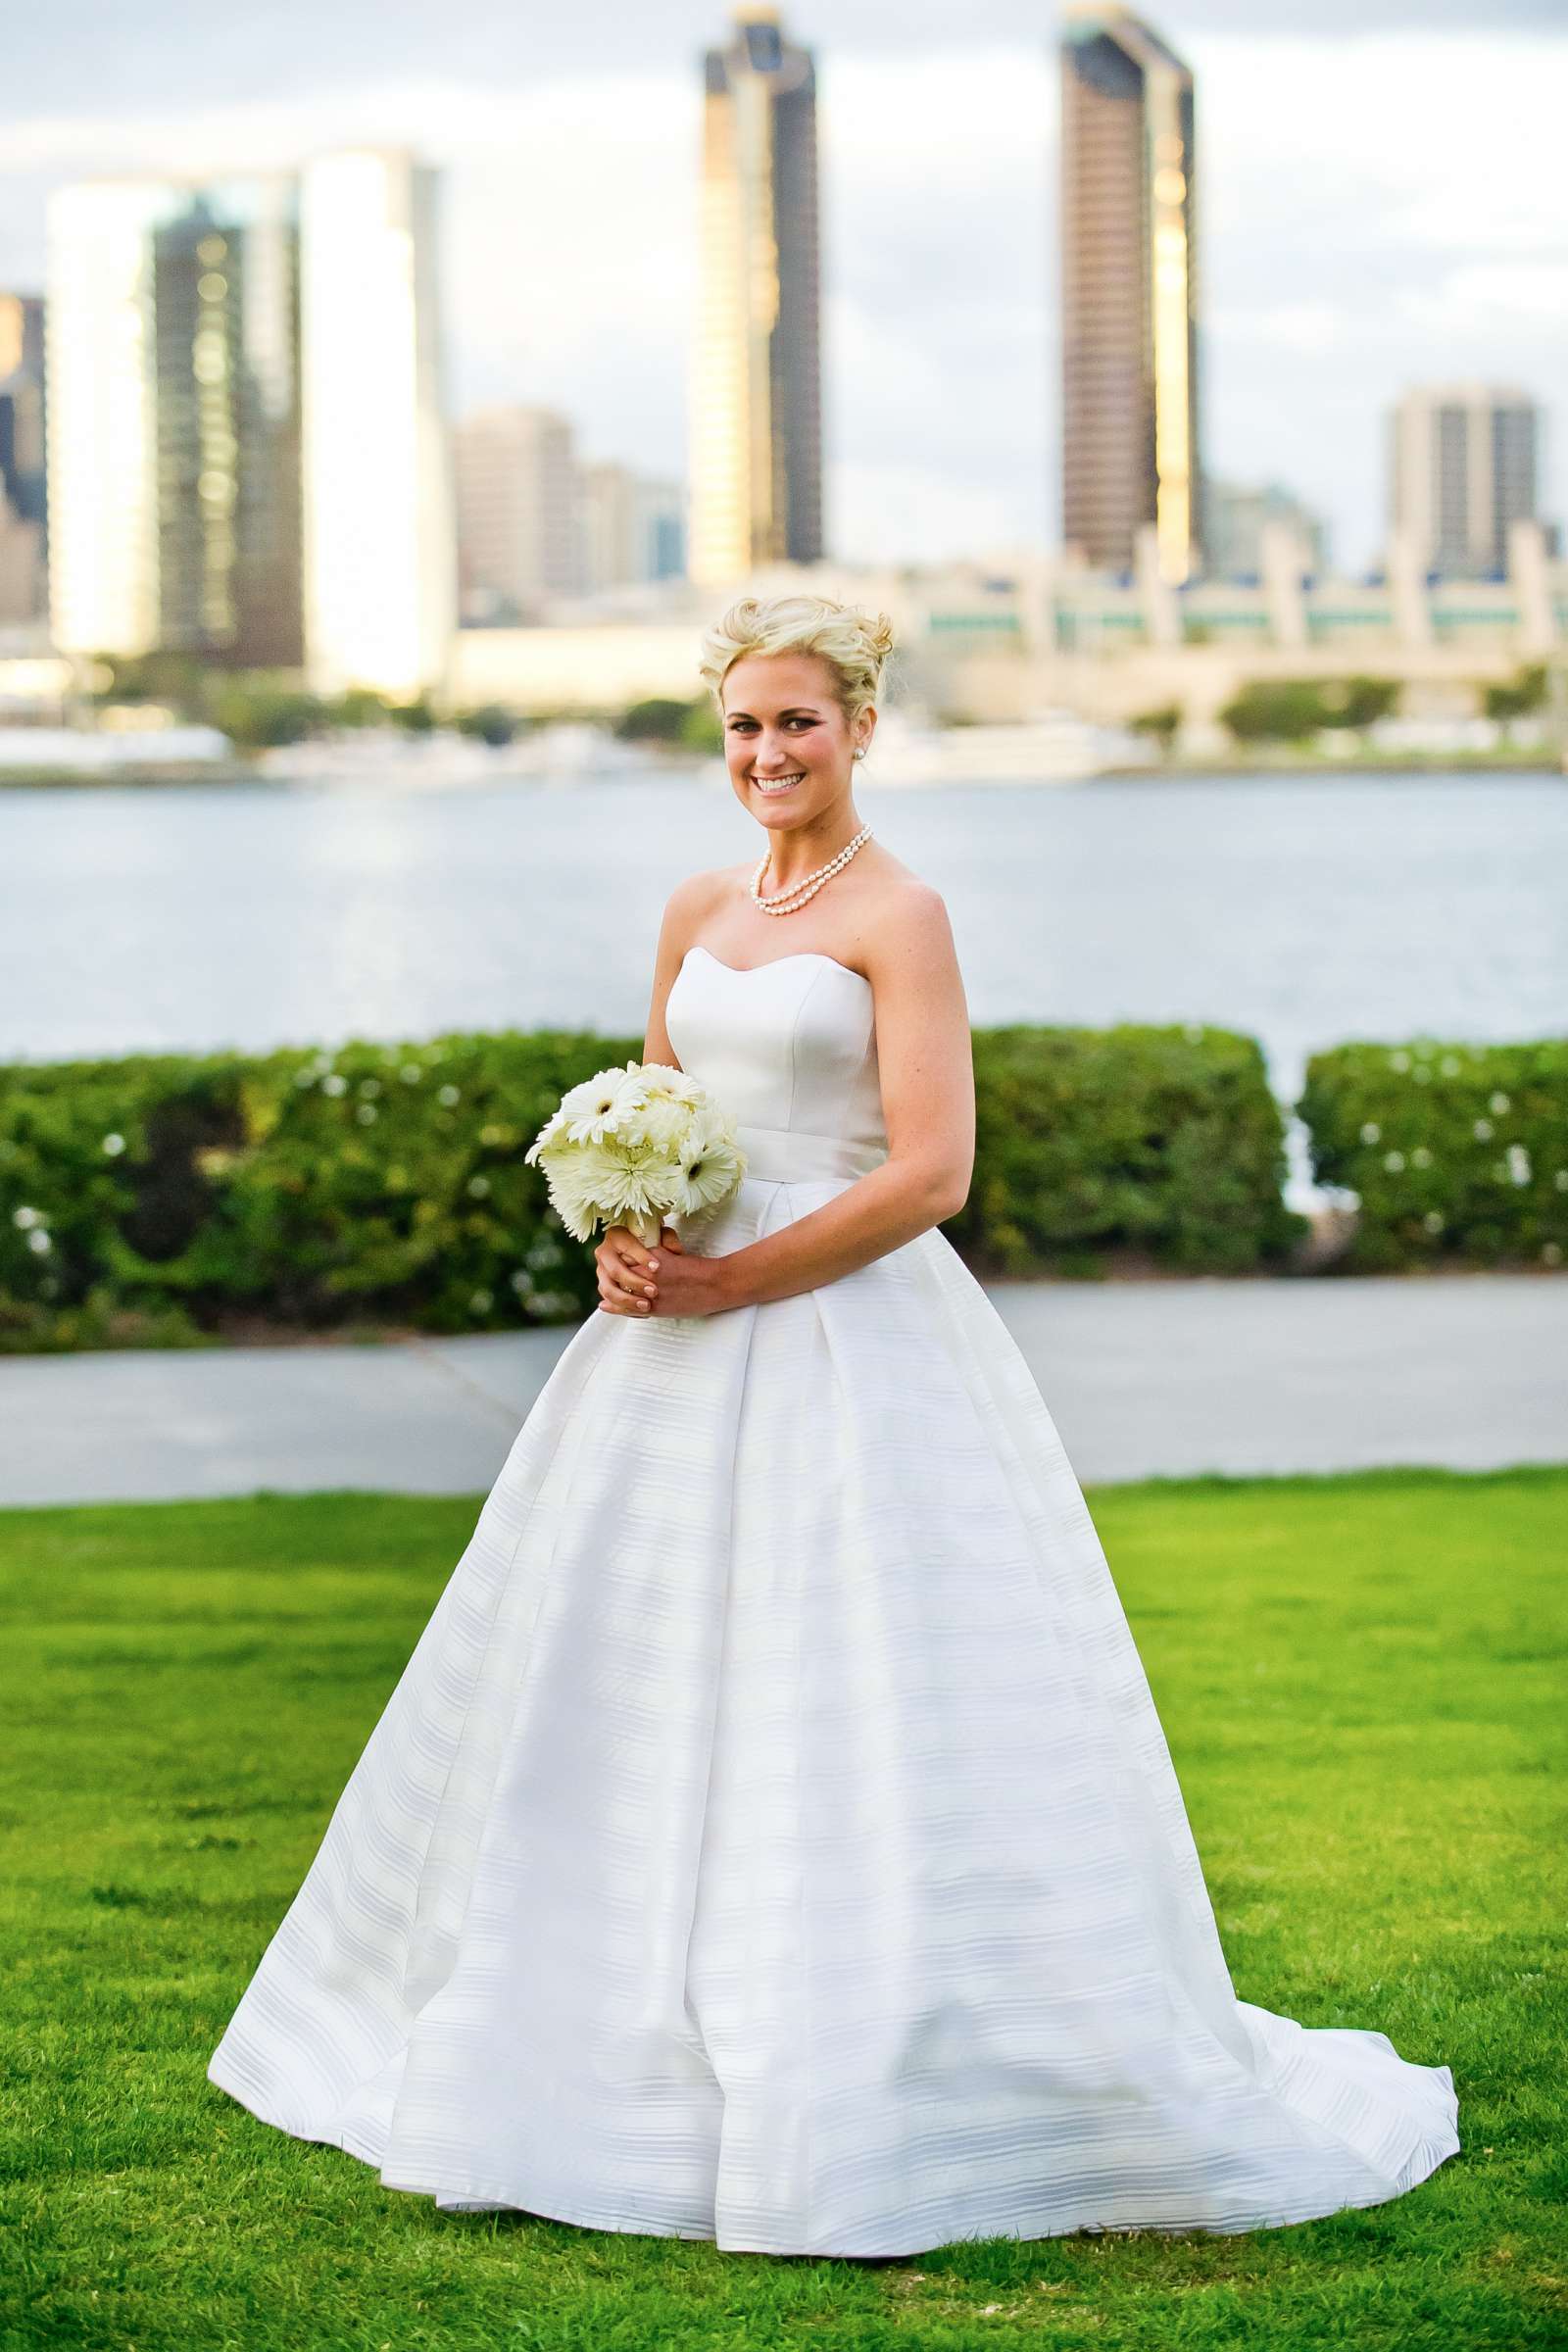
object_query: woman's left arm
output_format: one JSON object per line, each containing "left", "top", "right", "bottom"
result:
{"left": 650, "top": 887, "right": 976, "bottom": 1318}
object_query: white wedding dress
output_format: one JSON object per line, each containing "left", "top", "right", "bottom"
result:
{"left": 208, "top": 942, "right": 1459, "bottom": 2255}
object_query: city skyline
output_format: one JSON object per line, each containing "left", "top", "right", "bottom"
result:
{"left": 1, "top": 14, "right": 1562, "bottom": 573}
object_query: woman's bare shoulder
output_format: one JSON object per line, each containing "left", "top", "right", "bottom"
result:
{"left": 858, "top": 864, "right": 959, "bottom": 978}
{"left": 660, "top": 864, "right": 750, "bottom": 933}
{"left": 666, "top": 861, "right": 750, "bottom": 906}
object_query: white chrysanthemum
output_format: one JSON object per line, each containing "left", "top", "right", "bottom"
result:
{"left": 582, "top": 1140, "right": 684, "bottom": 1241}
{"left": 621, "top": 1092, "right": 694, "bottom": 1153}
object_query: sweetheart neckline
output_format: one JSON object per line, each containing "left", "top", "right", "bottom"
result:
{"left": 683, "top": 942, "right": 872, "bottom": 991}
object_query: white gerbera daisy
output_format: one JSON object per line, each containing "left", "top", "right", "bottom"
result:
{"left": 553, "top": 1061, "right": 651, "bottom": 1146}
{"left": 670, "top": 1117, "right": 748, "bottom": 1217}
{"left": 524, "top": 1060, "right": 748, "bottom": 1248}
{"left": 637, "top": 1063, "right": 706, "bottom": 1107}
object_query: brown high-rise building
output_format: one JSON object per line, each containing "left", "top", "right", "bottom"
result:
{"left": 1060, "top": 6, "right": 1200, "bottom": 583}
{"left": 690, "top": 6, "right": 823, "bottom": 583}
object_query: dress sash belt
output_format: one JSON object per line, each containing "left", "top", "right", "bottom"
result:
{"left": 732, "top": 1123, "right": 888, "bottom": 1186}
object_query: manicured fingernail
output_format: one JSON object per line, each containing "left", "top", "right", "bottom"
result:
{"left": 647, "top": 1257, "right": 659, "bottom": 1270}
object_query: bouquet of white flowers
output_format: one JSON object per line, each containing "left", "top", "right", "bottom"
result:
{"left": 523, "top": 1059, "right": 749, "bottom": 1248}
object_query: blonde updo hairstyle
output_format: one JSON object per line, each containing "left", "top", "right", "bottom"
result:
{"left": 698, "top": 594, "right": 897, "bottom": 728}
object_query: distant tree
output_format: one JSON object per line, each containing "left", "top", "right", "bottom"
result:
{"left": 453, "top": 704, "right": 518, "bottom": 747}
{"left": 1219, "top": 676, "right": 1398, "bottom": 742}
{"left": 1130, "top": 705, "right": 1181, "bottom": 748}
{"left": 680, "top": 700, "right": 723, "bottom": 754}
{"left": 614, "top": 697, "right": 693, "bottom": 744}
{"left": 1483, "top": 663, "right": 1548, "bottom": 721}
{"left": 327, "top": 687, "right": 394, "bottom": 730}
{"left": 1318, "top": 675, "right": 1399, "bottom": 730}
{"left": 205, "top": 684, "right": 322, "bottom": 749}
{"left": 91, "top": 650, "right": 206, "bottom": 713}
{"left": 1218, "top": 681, "right": 1329, "bottom": 742}
{"left": 389, "top": 696, "right": 436, "bottom": 734}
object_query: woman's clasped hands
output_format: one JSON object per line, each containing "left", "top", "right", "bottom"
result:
{"left": 594, "top": 1226, "right": 733, "bottom": 1319}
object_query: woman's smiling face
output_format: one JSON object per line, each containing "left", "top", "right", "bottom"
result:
{"left": 720, "top": 651, "right": 870, "bottom": 833}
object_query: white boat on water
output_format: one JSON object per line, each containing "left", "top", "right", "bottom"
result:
{"left": 0, "top": 723, "right": 232, "bottom": 771}
{"left": 862, "top": 709, "right": 1155, "bottom": 786}
{"left": 258, "top": 724, "right": 661, "bottom": 789}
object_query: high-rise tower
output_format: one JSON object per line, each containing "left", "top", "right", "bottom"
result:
{"left": 0, "top": 294, "right": 47, "bottom": 625}
{"left": 455, "top": 406, "right": 580, "bottom": 619}
{"left": 690, "top": 4, "right": 823, "bottom": 584}
{"left": 47, "top": 175, "right": 302, "bottom": 664}
{"left": 0, "top": 296, "right": 46, "bottom": 533}
{"left": 46, "top": 150, "right": 454, "bottom": 695}
{"left": 299, "top": 150, "right": 455, "bottom": 699}
{"left": 1390, "top": 385, "right": 1543, "bottom": 579}
{"left": 1059, "top": 6, "right": 1200, "bottom": 583}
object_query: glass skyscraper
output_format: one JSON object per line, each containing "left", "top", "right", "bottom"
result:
{"left": 0, "top": 295, "right": 46, "bottom": 532}
{"left": 1059, "top": 5, "right": 1201, "bottom": 584}
{"left": 690, "top": 4, "right": 823, "bottom": 584}
{"left": 48, "top": 175, "right": 301, "bottom": 665}
{"left": 47, "top": 151, "right": 453, "bottom": 696}
{"left": 0, "top": 294, "right": 47, "bottom": 625}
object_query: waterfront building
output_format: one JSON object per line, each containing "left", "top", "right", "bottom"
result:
{"left": 456, "top": 406, "right": 580, "bottom": 621}
{"left": 46, "top": 176, "right": 302, "bottom": 664}
{"left": 1202, "top": 481, "right": 1327, "bottom": 582}
{"left": 448, "top": 536, "right": 1568, "bottom": 726}
{"left": 1059, "top": 5, "right": 1201, "bottom": 585}
{"left": 690, "top": 4, "right": 823, "bottom": 582}
{"left": 643, "top": 482, "right": 688, "bottom": 583}
{"left": 579, "top": 463, "right": 687, "bottom": 594}
{"left": 0, "top": 295, "right": 46, "bottom": 625}
{"left": 1390, "top": 384, "right": 1544, "bottom": 580}
{"left": 299, "top": 149, "right": 455, "bottom": 698}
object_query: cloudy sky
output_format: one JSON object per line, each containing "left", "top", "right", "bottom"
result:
{"left": 3, "top": 3, "right": 1562, "bottom": 570}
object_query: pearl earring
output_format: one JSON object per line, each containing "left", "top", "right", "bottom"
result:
{"left": 853, "top": 746, "right": 866, "bottom": 761}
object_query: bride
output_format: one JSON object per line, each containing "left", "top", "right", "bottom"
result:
{"left": 208, "top": 593, "right": 1459, "bottom": 2256}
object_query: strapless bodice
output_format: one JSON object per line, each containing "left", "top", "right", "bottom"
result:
{"left": 663, "top": 944, "right": 888, "bottom": 1186}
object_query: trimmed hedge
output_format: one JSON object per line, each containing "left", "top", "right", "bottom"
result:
{"left": 0, "top": 1033, "right": 611, "bottom": 1354}
{"left": 945, "top": 1023, "right": 1301, "bottom": 1277}
{"left": 0, "top": 1019, "right": 1304, "bottom": 1352}
{"left": 1300, "top": 1038, "right": 1568, "bottom": 1271}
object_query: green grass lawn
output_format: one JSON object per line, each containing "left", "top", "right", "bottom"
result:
{"left": 1, "top": 1468, "right": 1564, "bottom": 2352}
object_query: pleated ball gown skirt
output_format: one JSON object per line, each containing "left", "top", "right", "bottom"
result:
{"left": 208, "top": 943, "right": 1459, "bottom": 2253}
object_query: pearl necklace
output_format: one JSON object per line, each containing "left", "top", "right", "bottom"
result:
{"left": 750, "top": 822, "right": 874, "bottom": 916}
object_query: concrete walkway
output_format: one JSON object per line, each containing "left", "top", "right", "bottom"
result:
{"left": 1, "top": 1275, "right": 1562, "bottom": 1510}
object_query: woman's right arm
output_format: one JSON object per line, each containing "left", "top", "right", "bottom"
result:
{"left": 639, "top": 869, "right": 722, "bottom": 1069}
{"left": 594, "top": 872, "right": 722, "bottom": 1317}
